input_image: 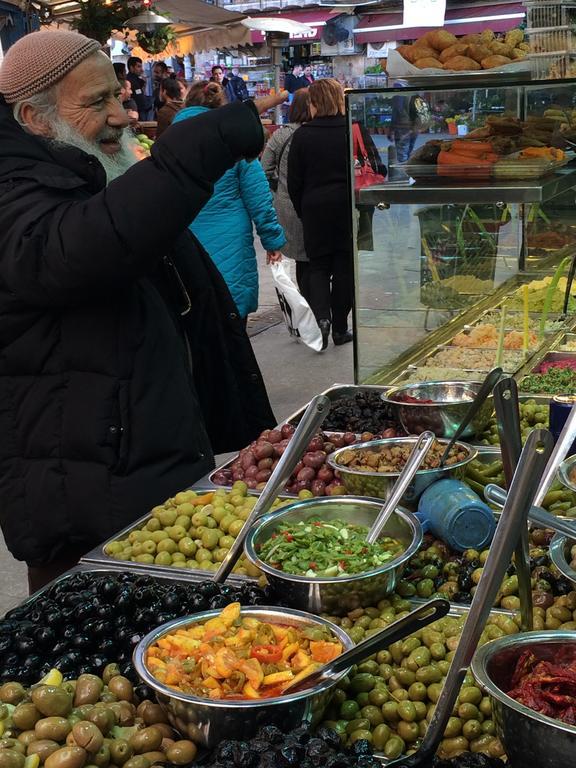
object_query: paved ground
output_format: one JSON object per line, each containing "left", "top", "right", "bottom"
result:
{"left": 0, "top": 251, "right": 353, "bottom": 615}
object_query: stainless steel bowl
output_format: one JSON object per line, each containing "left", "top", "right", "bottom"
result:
{"left": 550, "top": 532, "right": 576, "bottom": 587}
{"left": 327, "top": 437, "right": 477, "bottom": 508}
{"left": 382, "top": 380, "right": 492, "bottom": 440}
{"left": 472, "top": 631, "right": 576, "bottom": 767}
{"left": 133, "top": 606, "right": 353, "bottom": 749}
{"left": 558, "top": 455, "right": 576, "bottom": 493}
{"left": 244, "top": 496, "right": 422, "bottom": 615}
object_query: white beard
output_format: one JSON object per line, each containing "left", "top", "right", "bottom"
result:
{"left": 49, "top": 117, "right": 139, "bottom": 183}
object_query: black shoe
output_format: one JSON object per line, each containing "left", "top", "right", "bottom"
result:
{"left": 333, "top": 331, "right": 353, "bottom": 346}
{"left": 318, "top": 320, "right": 331, "bottom": 351}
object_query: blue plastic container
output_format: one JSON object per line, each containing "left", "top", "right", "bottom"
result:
{"left": 416, "top": 478, "right": 496, "bottom": 552}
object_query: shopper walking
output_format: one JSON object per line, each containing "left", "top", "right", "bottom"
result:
{"left": 229, "top": 67, "right": 249, "bottom": 102}
{"left": 288, "top": 78, "right": 353, "bottom": 350}
{"left": 173, "top": 82, "right": 286, "bottom": 322}
{"left": 261, "top": 89, "right": 311, "bottom": 299}
{"left": 156, "top": 77, "right": 184, "bottom": 137}
{"left": 126, "top": 56, "right": 152, "bottom": 121}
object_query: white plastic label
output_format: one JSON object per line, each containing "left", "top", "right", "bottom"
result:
{"left": 403, "top": 0, "right": 446, "bottom": 28}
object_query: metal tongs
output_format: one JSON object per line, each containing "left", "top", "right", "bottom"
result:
{"left": 366, "top": 431, "right": 435, "bottom": 545}
{"left": 385, "top": 430, "right": 553, "bottom": 766}
{"left": 213, "top": 394, "right": 330, "bottom": 583}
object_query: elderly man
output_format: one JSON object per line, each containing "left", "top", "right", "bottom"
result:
{"left": 0, "top": 31, "right": 285, "bottom": 590}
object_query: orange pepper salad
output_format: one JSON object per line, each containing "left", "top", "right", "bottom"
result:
{"left": 145, "top": 603, "right": 343, "bottom": 700}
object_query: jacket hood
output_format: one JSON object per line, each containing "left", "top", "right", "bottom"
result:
{"left": 0, "top": 97, "right": 105, "bottom": 191}
{"left": 174, "top": 105, "right": 210, "bottom": 122}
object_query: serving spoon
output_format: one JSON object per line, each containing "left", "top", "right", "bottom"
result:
{"left": 281, "top": 598, "right": 450, "bottom": 693}
{"left": 366, "top": 430, "right": 435, "bottom": 545}
{"left": 439, "top": 366, "right": 502, "bottom": 466}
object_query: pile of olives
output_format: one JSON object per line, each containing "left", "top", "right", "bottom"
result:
{"left": 0, "top": 571, "right": 268, "bottom": 684}
{"left": 0, "top": 669, "right": 197, "bottom": 768}
{"left": 476, "top": 399, "right": 548, "bottom": 446}
{"left": 104, "top": 484, "right": 298, "bottom": 576}
{"left": 398, "top": 533, "right": 573, "bottom": 609}
{"left": 321, "top": 595, "right": 512, "bottom": 761}
{"left": 292, "top": 390, "right": 400, "bottom": 437}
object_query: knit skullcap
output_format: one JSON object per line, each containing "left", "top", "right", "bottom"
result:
{"left": 0, "top": 30, "right": 102, "bottom": 104}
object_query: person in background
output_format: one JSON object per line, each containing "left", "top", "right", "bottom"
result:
{"left": 156, "top": 77, "right": 185, "bottom": 137}
{"left": 261, "top": 89, "right": 311, "bottom": 300}
{"left": 210, "top": 65, "right": 234, "bottom": 103}
{"left": 126, "top": 56, "right": 152, "bottom": 121}
{"left": 288, "top": 79, "right": 353, "bottom": 350}
{"left": 284, "top": 64, "right": 307, "bottom": 94}
{"left": 113, "top": 62, "right": 126, "bottom": 79}
{"left": 303, "top": 65, "right": 315, "bottom": 86}
{"left": 173, "top": 82, "right": 286, "bottom": 323}
{"left": 391, "top": 93, "right": 416, "bottom": 163}
{"left": 228, "top": 66, "right": 249, "bottom": 102}
{"left": 152, "top": 60, "right": 168, "bottom": 113}
{"left": 117, "top": 75, "right": 139, "bottom": 126}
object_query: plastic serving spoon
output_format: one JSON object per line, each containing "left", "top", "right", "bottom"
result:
{"left": 386, "top": 429, "right": 553, "bottom": 766}
{"left": 366, "top": 430, "right": 435, "bottom": 545}
{"left": 213, "top": 394, "right": 331, "bottom": 583}
{"left": 281, "top": 598, "right": 450, "bottom": 694}
{"left": 439, "top": 366, "right": 503, "bottom": 466}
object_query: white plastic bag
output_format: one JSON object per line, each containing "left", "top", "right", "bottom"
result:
{"left": 270, "top": 261, "right": 323, "bottom": 352}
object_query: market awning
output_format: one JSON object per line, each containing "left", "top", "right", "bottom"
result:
{"left": 354, "top": 2, "right": 525, "bottom": 44}
{"left": 248, "top": 9, "right": 338, "bottom": 42}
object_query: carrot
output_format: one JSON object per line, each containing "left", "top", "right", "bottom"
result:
{"left": 437, "top": 149, "right": 495, "bottom": 178}
{"left": 452, "top": 139, "right": 496, "bottom": 156}
{"left": 189, "top": 491, "right": 214, "bottom": 506}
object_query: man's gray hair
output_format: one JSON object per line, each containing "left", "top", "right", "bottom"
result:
{"left": 13, "top": 85, "right": 59, "bottom": 129}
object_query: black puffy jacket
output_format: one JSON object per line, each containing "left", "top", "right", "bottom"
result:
{"left": 0, "top": 98, "right": 275, "bottom": 566}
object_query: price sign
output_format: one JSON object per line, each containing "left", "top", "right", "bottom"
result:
{"left": 403, "top": 0, "right": 446, "bottom": 28}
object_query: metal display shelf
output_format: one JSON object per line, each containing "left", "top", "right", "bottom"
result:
{"left": 358, "top": 166, "right": 576, "bottom": 206}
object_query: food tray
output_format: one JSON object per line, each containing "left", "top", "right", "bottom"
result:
{"left": 388, "top": 367, "right": 488, "bottom": 386}
{"left": 466, "top": 309, "right": 567, "bottom": 334}
{"left": 553, "top": 332, "right": 576, "bottom": 351}
{"left": 80, "top": 488, "right": 262, "bottom": 584}
{"left": 399, "top": 156, "right": 568, "bottom": 181}
{"left": 528, "top": 350, "right": 576, "bottom": 373}
{"left": 423, "top": 344, "right": 529, "bottom": 374}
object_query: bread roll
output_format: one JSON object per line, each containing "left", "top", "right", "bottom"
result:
{"left": 518, "top": 42, "right": 530, "bottom": 51}
{"left": 397, "top": 44, "right": 420, "bottom": 63}
{"left": 443, "top": 55, "right": 481, "bottom": 72}
{"left": 415, "top": 57, "right": 444, "bottom": 69}
{"left": 505, "top": 28, "right": 524, "bottom": 47}
{"left": 439, "top": 43, "right": 469, "bottom": 63}
{"left": 460, "top": 34, "right": 481, "bottom": 44}
{"left": 429, "top": 30, "right": 458, "bottom": 50}
{"left": 480, "top": 29, "right": 495, "bottom": 43}
{"left": 489, "top": 41, "right": 513, "bottom": 57}
{"left": 510, "top": 48, "right": 527, "bottom": 60}
{"left": 481, "top": 54, "right": 512, "bottom": 69}
{"left": 466, "top": 44, "right": 492, "bottom": 63}
{"left": 414, "top": 30, "right": 437, "bottom": 46}
{"left": 412, "top": 45, "right": 441, "bottom": 61}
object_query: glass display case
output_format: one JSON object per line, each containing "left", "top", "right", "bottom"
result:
{"left": 346, "top": 77, "right": 576, "bottom": 386}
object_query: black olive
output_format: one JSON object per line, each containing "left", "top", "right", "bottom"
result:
{"left": 52, "top": 652, "right": 81, "bottom": 673}
{"left": 315, "top": 729, "right": 340, "bottom": 751}
{"left": 17, "top": 635, "right": 37, "bottom": 655}
{"left": 52, "top": 640, "right": 69, "bottom": 655}
{"left": 35, "top": 626, "right": 56, "bottom": 649}
{"left": 63, "top": 625, "right": 77, "bottom": 640}
{"left": 186, "top": 594, "right": 207, "bottom": 612}
{"left": 71, "top": 634, "right": 92, "bottom": 650}
{"left": 256, "top": 726, "right": 284, "bottom": 744}
{"left": 74, "top": 602, "right": 96, "bottom": 622}
{"left": 98, "top": 638, "right": 116, "bottom": 654}
{"left": 350, "top": 740, "right": 371, "bottom": 756}
{"left": 198, "top": 582, "right": 220, "bottom": 599}
{"left": 98, "top": 578, "right": 120, "bottom": 599}
{"left": 45, "top": 609, "right": 64, "bottom": 627}
{"left": 134, "top": 683, "right": 154, "bottom": 701}
{"left": 209, "top": 595, "right": 229, "bottom": 610}
{"left": 0, "top": 637, "right": 12, "bottom": 654}
{"left": 23, "top": 653, "right": 41, "bottom": 669}
{"left": 279, "top": 745, "right": 300, "bottom": 766}
{"left": 162, "top": 593, "right": 182, "bottom": 611}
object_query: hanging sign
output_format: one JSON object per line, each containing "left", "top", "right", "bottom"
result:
{"left": 403, "top": 0, "right": 446, "bottom": 28}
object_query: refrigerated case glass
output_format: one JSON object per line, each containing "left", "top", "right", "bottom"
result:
{"left": 347, "top": 77, "right": 576, "bottom": 384}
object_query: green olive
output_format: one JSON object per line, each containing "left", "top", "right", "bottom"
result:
{"left": 371, "top": 723, "right": 391, "bottom": 751}
{"left": 367, "top": 689, "right": 388, "bottom": 707}
{"left": 92, "top": 745, "right": 110, "bottom": 768}
{"left": 0, "top": 684, "right": 26, "bottom": 706}
{"left": 135, "top": 703, "right": 168, "bottom": 727}
{"left": 0, "top": 750, "right": 24, "bottom": 768}
{"left": 395, "top": 669, "right": 416, "bottom": 687}
{"left": 397, "top": 701, "right": 416, "bottom": 723}
{"left": 0, "top": 740, "right": 25, "bottom": 755}
{"left": 359, "top": 706, "right": 383, "bottom": 727}
{"left": 110, "top": 703, "right": 135, "bottom": 728}
{"left": 165, "top": 742, "right": 197, "bottom": 765}
{"left": 74, "top": 677, "right": 103, "bottom": 708}
{"left": 106, "top": 678, "right": 133, "bottom": 704}
{"left": 27, "top": 740, "right": 61, "bottom": 763}
{"left": 62, "top": 682, "right": 76, "bottom": 698}
{"left": 140, "top": 754, "right": 166, "bottom": 765}
{"left": 108, "top": 741, "right": 133, "bottom": 766}
{"left": 443, "top": 716, "right": 462, "bottom": 738}
{"left": 17, "top": 732, "right": 37, "bottom": 748}
{"left": 86, "top": 709, "right": 115, "bottom": 736}
{"left": 12, "top": 705, "right": 42, "bottom": 732}
{"left": 345, "top": 718, "right": 370, "bottom": 736}
{"left": 72, "top": 723, "right": 104, "bottom": 753}
{"left": 463, "top": 719, "right": 483, "bottom": 740}
{"left": 129, "top": 728, "right": 162, "bottom": 755}
{"left": 31, "top": 687, "right": 72, "bottom": 718}
{"left": 122, "top": 757, "right": 151, "bottom": 768}
{"left": 458, "top": 686, "right": 483, "bottom": 705}
{"left": 348, "top": 729, "right": 372, "bottom": 745}
{"left": 382, "top": 702, "right": 399, "bottom": 724}
{"left": 396, "top": 720, "right": 419, "bottom": 743}
{"left": 339, "top": 701, "right": 359, "bottom": 721}
{"left": 102, "top": 666, "right": 121, "bottom": 687}
{"left": 383, "top": 735, "right": 405, "bottom": 759}
{"left": 35, "top": 717, "right": 72, "bottom": 742}
{"left": 44, "top": 747, "right": 87, "bottom": 768}
{"left": 458, "top": 703, "right": 479, "bottom": 721}
{"left": 408, "top": 682, "right": 427, "bottom": 702}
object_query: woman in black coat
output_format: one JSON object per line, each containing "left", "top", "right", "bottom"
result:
{"left": 287, "top": 78, "right": 353, "bottom": 350}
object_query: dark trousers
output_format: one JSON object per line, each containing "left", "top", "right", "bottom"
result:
{"left": 306, "top": 250, "right": 353, "bottom": 335}
{"left": 296, "top": 261, "right": 311, "bottom": 302}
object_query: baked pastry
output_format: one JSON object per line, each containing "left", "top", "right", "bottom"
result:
{"left": 505, "top": 29, "right": 524, "bottom": 47}
{"left": 480, "top": 29, "right": 495, "bottom": 43}
{"left": 481, "top": 54, "right": 512, "bottom": 69}
{"left": 489, "top": 41, "right": 513, "bottom": 57}
{"left": 439, "top": 44, "right": 470, "bottom": 63}
{"left": 397, "top": 44, "right": 420, "bottom": 63}
{"left": 429, "top": 30, "right": 458, "bottom": 50}
{"left": 466, "top": 45, "right": 493, "bottom": 63}
{"left": 415, "top": 57, "right": 444, "bottom": 69}
{"left": 443, "top": 55, "right": 481, "bottom": 71}
{"left": 460, "top": 34, "right": 481, "bottom": 44}
{"left": 510, "top": 48, "right": 527, "bottom": 60}
{"left": 412, "top": 45, "right": 442, "bottom": 60}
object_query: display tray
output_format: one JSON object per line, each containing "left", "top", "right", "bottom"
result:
{"left": 528, "top": 350, "right": 576, "bottom": 373}
{"left": 392, "top": 69, "right": 532, "bottom": 88}
{"left": 464, "top": 309, "right": 568, "bottom": 334}
{"left": 400, "top": 156, "right": 569, "bottom": 182}
{"left": 555, "top": 332, "right": 576, "bottom": 351}
{"left": 80, "top": 487, "right": 264, "bottom": 584}
{"left": 418, "top": 344, "right": 531, "bottom": 374}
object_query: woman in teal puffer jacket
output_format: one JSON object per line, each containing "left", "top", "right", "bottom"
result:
{"left": 173, "top": 81, "right": 286, "bottom": 320}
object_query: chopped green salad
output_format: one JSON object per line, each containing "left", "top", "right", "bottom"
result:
{"left": 256, "top": 518, "right": 405, "bottom": 578}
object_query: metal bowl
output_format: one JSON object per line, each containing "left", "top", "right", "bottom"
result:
{"left": 133, "top": 606, "right": 353, "bottom": 749}
{"left": 550, "top": 532, "right": 576, "bottom": 587}
{"left": 382, "top": 380, "right": 492, "bottom": 440}
{"left": 558, "top": 455, "right": 576, "bottom": 493}
{"left": 327, "top": 437, "right": 477, "bottom": 508}
{"left": 244, "top": 496, "right": 422, "bottom": 615}
{"left": 472, "top": 631, "right": 576, "bottom": 767}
